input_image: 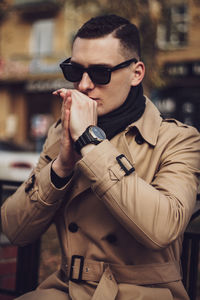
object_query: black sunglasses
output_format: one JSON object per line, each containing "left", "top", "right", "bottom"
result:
{"left": 59, "top": 57, "right": 138, "bottom": 85}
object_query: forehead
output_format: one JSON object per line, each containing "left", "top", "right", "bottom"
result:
{"left": 71, "top": 34, "right": 124, "bottom": 66}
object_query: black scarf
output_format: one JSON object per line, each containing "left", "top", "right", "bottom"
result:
{"left": 97, "top": 83, "right": 146, "bottom": 140}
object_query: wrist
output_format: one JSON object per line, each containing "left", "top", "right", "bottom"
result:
{"left": 51, "top": 167, "right": 73, "bottom": 189}
{"left": 74, "top": 125, "right": 106, "bottom": 154}
{"left": 52, "top": 158, "right": 74, "bottom": 178}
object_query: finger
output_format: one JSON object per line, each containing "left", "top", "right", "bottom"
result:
{"left": 59, "top": 90, "right": 71, "bottom": 104}
{"left": 63, "top": 89, "right": 71, "bottom": 101}
{"left": 61, "top": 97, "right": 67, "bottom": 126}
{"left": 63, "top": 109, "right": 70, "bottom": 131}
{"left": 62, "top": 94, "right": 72, "bottom": 135}
{"left": 53, "top": 88, "right": 67, "bottom": 94}
{"left": 65, "top": 94, "right": 72, "bottom": 111}
{"left": 62, "top": 108, "right": 73, "bottom": 144}
{"left": 52, "top": 89, "right": 63, "bottom": 96}
{"left": 52, "top": 88, "right": 68, "bottom": 99}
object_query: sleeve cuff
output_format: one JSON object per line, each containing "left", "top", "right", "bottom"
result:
{"left": 77, "top": 140, "right": 135, "bottom": 197}
{"left": 51, "top": 166, "right": 73, "bottom": 189}
{"left": 36, "top": 162, "right": 72, "bottom": 205}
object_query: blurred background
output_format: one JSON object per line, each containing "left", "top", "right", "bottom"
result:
{"left": 0, "top": 0, "right": 200, "bottom": 151}
{"left": 0, "top": 0, "right": 200, "bottom": 299}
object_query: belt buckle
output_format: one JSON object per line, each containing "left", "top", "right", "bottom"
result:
{"left": 69, "top": 255, "right": 84, "bottom": 283}
{"left": 116, "top": 154, "right": 135, "bottom": 176}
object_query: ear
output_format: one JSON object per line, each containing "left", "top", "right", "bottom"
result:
{"left": 131, "top": 61, "right": 145, "bottom": 86}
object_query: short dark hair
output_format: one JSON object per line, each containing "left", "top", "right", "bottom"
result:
{"left": 74, "top": 14, "right": 141, "bottom": 59}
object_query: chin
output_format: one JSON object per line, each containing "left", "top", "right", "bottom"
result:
{"left": 97, "top": 103, "right": 113, "bottom": 116}
{"left": 97, "top": 109, "right": 109, "bottom": 117}
{"left": 97, "top": 107, "right": 104, "bottom": 116}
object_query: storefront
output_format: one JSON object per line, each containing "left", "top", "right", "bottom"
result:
{"left": 0, "top": 56, "right": 71, "bottom": 148}
{"left": 24, "top": 78, "right": 72, "bottom": 151}
{"left": 152, "top": 60, "right": 200, "bottom": 132}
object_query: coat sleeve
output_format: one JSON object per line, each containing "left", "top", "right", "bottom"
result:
{"left": 1, "top": 124, "right": 72, "bottom": 246}
{"left": 77, "top": 125, "right": 200, "bottom": 250}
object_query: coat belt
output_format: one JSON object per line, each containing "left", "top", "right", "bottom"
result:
{"left": 61, "top": 255, "right": 182, "bottom": 285}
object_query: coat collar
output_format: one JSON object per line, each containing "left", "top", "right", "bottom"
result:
{"left": 126, "top": 97, "right": 162, "bottom": 146}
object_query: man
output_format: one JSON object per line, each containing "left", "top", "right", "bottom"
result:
{"left": 1, "top": 14, "right": 200, "bottom": 300}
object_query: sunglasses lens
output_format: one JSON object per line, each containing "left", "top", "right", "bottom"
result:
{"left": 60, "top": 61, "right": 111, "bottom": 85}
{"left": 61, "top": 64, "right": 83, "bottom": 82}
{"left": 89, "top": 68, "right": 110, "bottom": 85}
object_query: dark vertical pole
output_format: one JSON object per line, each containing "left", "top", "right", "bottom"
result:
{"left": 181, "top": 235, "right": 190, "bottom": 290}
{"left": 188, "top": 235, "right": 199, "bottom": 300}
{"left": 15, "top": 239, "right": 41, "bottom": 296}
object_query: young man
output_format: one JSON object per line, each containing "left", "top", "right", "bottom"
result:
{"left": 1, "top": 15, "right": 200, "bottom": 300}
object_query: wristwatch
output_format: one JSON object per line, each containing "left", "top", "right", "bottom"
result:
{"left": 74, "top": 125, "right": 106, "bottom": 154}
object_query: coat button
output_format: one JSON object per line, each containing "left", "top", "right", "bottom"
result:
{"left": 68, "top": 222, "right": 79, "bottom": 233}
{"left": 135, "top": 134, "right": 144, "bottom": 145}
{"left": 106, "top": 234, "right": 117, "bottom": 244}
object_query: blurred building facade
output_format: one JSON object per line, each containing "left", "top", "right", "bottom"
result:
{"left": 0, "top": 0, "right": 98, "bottom": 148}
{"left": 153, "top": 0, "right": 200, "bottom": 131}
{"left": 0, "top": 0, "right": 199, "bottom": 148}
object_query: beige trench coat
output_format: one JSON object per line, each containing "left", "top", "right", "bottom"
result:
{"left": 1, "top": 98, "right": 200, "bottom": 300}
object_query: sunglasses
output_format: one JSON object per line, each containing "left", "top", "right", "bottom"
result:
{"left": 59, "top": 57, "right": 138, "bottom": 85}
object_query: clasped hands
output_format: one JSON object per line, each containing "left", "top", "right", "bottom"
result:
{"left": 52, "top": 89, "right": 98, "bottom": 178}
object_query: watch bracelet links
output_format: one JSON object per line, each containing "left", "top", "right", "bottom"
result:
{"left": 74, "top": 134, "right": 99, "bottom": 154}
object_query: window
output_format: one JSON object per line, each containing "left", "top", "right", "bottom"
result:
{"left": 30, "top": 19, "right": 54, "bottom": 57}
{"left": 157, "top": 1, "right": 189, "bottom": 49}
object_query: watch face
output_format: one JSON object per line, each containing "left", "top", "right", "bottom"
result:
{"left": 89, "top": 126, "right": 106, "bottom": 140}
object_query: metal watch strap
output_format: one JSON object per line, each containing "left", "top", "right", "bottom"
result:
{"left": 77, "top": 134, "right": 92, "bottom": 148}
{"left": 74, "top": 131, "right": 100, "bottom": 154}
{"left": 74, "top": 126, "right": 106, "bottom": 154}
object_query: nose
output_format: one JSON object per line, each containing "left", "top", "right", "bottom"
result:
{"left": 77, "top": 72, "right": 95, "bottom": 92}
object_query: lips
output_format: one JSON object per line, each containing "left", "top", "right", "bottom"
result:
{"left": 90, "top": 97, "right": 99, "bottom": 101}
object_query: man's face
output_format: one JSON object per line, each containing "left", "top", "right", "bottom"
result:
{"left": 71, "top": 34, "right": 136, "bottom": 116}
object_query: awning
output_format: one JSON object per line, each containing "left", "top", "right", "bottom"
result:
{"left": 25, "top": 78, "right": 73, "bottom": 93}
{"left": 13, "top": 0, "right": 63, "bottom": 13}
